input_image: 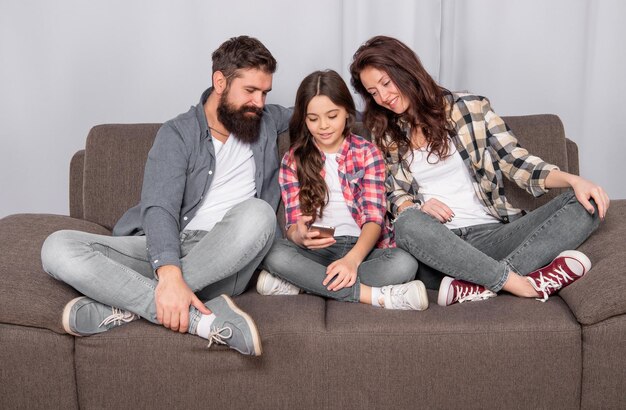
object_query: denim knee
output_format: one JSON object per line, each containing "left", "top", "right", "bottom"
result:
{"left": 262, "top": 239, "right": 293, "bottom": 274}
{"left": 41, "top": 230, "right": 78, "bottom": 280}
{"left": 236, "top": 198, "right": 276, "bottom": 237}
{"left": 393, "top": 208, "right": 439, "bottom": 249}
{"left": 561, "top": 190, "right": 601, "bottom": 230}
{"left": 385, "top": 248, "right": 419, "bottom": 283}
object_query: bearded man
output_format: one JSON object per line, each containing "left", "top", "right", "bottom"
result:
{"left": 41, "top": 36, "right": 291, "bottom": 356}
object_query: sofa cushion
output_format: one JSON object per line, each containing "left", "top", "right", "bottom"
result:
{"left": 73, "top": 291, "right": 328, "bottom": 409}
{"left": 325, "top": 291, "right": 581, "bottom": 409}
{"left": 0, "top": 214, "right": 110, "bottom": 333}
{"left": 0, "top": 324, "right": 78, "bottom": 410}
{"left": 580, "top": 314, "right": 626, "bottom": 409}
{"left": 71, "top": 290, "right": 581, "bottom": 409}
{"left": 83, "top": 124, "right": 160, "bottom": 230}
{"left": 560, "top": 199, "right": 626, "bottom": 325}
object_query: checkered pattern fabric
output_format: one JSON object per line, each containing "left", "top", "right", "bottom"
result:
{"left": 280, "top": 134, "right": 394, "bottom": 248}
{"left": 385, "top": 94, "right": 559, "bottom": 221}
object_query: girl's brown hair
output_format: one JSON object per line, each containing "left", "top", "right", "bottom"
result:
{"left": 349, "top": 35, "right": 454, "bottom": 162}
{"left": 289, "top": 70, "right": 356, "bottom": 221}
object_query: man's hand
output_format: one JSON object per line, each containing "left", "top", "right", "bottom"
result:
{"left": 155, "top": 265, "right": 211, "bottom": 333}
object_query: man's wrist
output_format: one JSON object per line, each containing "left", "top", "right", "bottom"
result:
{"left": 156, "top": 265, "right": 183, "bottom": 281}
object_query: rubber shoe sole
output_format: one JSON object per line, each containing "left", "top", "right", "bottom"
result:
{"left": 62, "top": 296, "right": 87, "bottom": 336}
{"left": 221, "top": 295, "right": 262, "bottom": 356}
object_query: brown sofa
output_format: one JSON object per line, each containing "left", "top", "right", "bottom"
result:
{"left": 1, "top": 115, "right": 625, "bottom": 409}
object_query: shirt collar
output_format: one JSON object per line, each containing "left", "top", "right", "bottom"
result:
{"left": 319, "top": 133, "right": 352, "bottom": 163}
{"left": 196, "top": 87, "right": 213, "bottom": 140}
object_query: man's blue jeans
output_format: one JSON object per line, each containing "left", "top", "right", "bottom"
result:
{"left": 263, "top": 236, "right": 419, "bottom": 302}
{"left": 41, "top": 198, "right": 275, "bottom": 333}
{"left": 394, "top": 191, "right": 600, "bottom": 292}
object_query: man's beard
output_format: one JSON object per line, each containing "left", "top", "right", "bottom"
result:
{"left": 217, "top": 92, "right": 263, "bottom": 144}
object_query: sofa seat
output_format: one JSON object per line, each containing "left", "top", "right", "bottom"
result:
{"left": 67, "top": 290, "right": 581, "bottom": 409}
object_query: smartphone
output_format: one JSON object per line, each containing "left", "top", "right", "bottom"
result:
{"left": 308, "top": 223, "right": 335, "bottom": 238}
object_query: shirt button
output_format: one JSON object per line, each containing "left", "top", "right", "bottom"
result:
{"left": 183, "top": 216, "right": 188, "bottom": 221}
{"left": 154, "top": 259, "right": 159, "bottom": 264}
{"left": 209, "top": 170, "right": 213, "bottom": 175}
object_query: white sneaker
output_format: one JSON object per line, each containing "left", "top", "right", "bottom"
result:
{"left": 256, "top": 270, "right": 301, "bottom": 296}
{"left": 380, "top": 280, "right": 429, "bottom": 311}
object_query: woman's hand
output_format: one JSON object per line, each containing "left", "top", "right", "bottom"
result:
{"left": 289, "top": 215, "right": 336, "bottom": 249}
{"left": 570, "top": 176, "right": 610, "bottom": 219}
{"left": 323, "top": 255, "right": 359, "bottom": 291}
{"left": 420, "top": 198, "right": 455, "bottom": 223}
{"left": 397, "top": 200, "right": 415, "bottom": 214}
{"left": 546, "top": 170, "right": 610, "bottom": 220}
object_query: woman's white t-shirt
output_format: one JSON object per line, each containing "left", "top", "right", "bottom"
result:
{"left": 409, "top": 141, "right": 498, "bottom": 229}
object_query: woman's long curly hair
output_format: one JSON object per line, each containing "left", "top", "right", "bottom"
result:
{"left": 349, "top": 35, "right": 454, "bottom": 163}
{"left": 289, "top": 70, "right": 356, "bottom": 221}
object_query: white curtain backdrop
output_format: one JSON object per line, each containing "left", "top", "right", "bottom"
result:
{"left": 1, "top": 0, "right": 624, "bottom": 219}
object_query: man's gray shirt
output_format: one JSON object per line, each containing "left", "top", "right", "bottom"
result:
{"left": 113, "top": 88, "right": 291, "bottom": 273}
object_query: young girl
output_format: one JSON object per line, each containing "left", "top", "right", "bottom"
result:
{"left": 349, "top": 36, "right": 609, "bottom": 306}
{"left": 258, "top": 70, "right": 427, "bottom": 310}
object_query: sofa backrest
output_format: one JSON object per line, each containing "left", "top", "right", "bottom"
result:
{"left": 501, "top": 115, "right": 574, "bottom": 210}
{"left": 72, "top": 115, "right": 576, "bottom": 230}
{"left": 80, "top": 124, "right": 161, "bottom": 230}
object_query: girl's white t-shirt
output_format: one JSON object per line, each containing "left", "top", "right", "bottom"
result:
{"left": 315, "top": 153, "right": 362, "bottom": 237}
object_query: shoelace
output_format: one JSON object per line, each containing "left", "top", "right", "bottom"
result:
{"left": 274, "top": 278, "right": 298, "bottom": 295}
{"left": 532, "top": 265, "right": 574, "bottom": 302}
{"left": 99, "top": 307, "right": 138, "bottom": 328}
{"left": 456, "top": 285, "right": 496, "bottom": 304}
{"left": 206, "top": 326, "right": 233, "bottom": 349}
{"left": 385, "top": 285, "right": 413, "bottom": 309}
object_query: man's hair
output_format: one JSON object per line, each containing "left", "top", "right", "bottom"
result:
{"left": 212, "top": 35, "right": 277, "bottom": 82}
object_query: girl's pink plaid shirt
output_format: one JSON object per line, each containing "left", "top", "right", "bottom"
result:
{"left": 279, "top": 133, "right": 394, "bottom": 248}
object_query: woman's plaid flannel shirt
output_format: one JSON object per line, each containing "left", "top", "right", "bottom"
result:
{"left": 280, "top": 133, "right": 394, "bottom": 248}
{"left": 385, "top": 93, "right": 559, "bottom": 222}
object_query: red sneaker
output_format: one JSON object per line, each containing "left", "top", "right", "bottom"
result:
{"left": 526, "top": 250, "right": 592, "bottom": 302}
{"left": 437, "top": 276, "right": 497, "bottom": 306}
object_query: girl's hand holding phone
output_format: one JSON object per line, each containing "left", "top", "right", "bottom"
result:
{"left": 291, "top": 215, "right": 336, "bottom": 249}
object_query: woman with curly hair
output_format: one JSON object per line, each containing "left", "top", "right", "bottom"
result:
{"left": 349, "top": 36, "right": 609, "bottom": 306}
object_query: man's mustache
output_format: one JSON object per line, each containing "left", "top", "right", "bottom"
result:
{"left": 241, "top": 106, "right": 263, "bottom": 116}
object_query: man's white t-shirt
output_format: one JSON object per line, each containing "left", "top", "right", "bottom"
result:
{"left": 185, "top": 135, "right": 256, "bottom": 231}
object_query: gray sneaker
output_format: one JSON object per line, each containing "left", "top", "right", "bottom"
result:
{"left": 62, "top": 296, "right": 139, "bottom": 336}
{"left": 204, "top": 295, "right": 262, "bottom": 356}
{"left": 380, "top": 280, "right": 429, "bottom": 311}
{"left": 256, "top": 270, "right": 301, "bottom": 295}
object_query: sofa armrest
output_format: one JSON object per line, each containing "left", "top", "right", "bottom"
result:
{"left": 70, "top": 150, "right": 85, "bottom": 219}
{"left": 559, "top": 199, "right": 626, "bottom": 325}
{"left": 0, "top": 214, "right": 111, "bottom": 333}
{"left": 566, "top": 138, "right": 579, "bottom": 176}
